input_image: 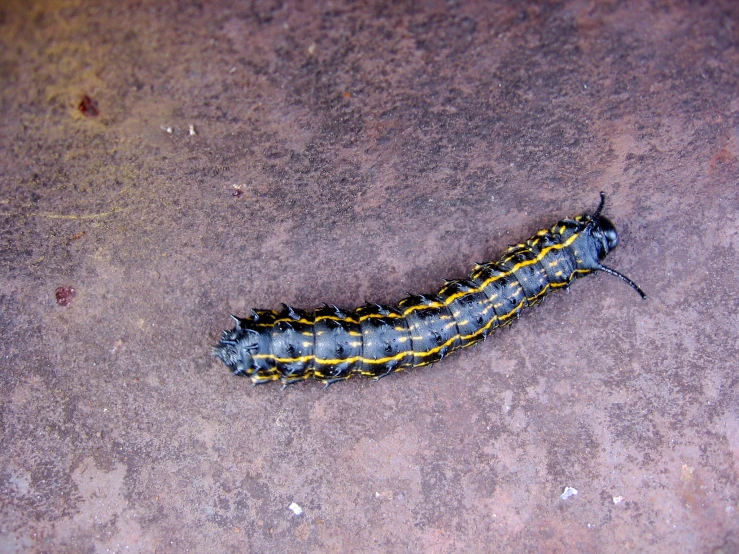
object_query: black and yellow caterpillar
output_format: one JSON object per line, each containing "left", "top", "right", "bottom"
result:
{"left": 214, "top": 193, "right": 645, "bottom": 387}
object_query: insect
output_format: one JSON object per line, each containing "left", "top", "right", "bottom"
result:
{"left": 214, "top": 193, "right": 645, "bottom": 388}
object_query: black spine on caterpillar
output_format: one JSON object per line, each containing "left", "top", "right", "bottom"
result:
{"left": 214, "top": 193, "right": 646, "bottom": 387}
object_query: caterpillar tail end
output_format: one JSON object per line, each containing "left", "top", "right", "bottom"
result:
{"left": 212, "top": 341, "right": 243, "bottom": 375}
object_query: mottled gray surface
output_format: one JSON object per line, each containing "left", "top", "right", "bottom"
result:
{"left": 1, "top": 1, "right": 737, "bottom": 552}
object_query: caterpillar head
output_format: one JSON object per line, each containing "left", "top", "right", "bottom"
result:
{"left": 589, "top": 193, "right": 646, "bottom": 299}
{"left": 594, "top": 214, "right": 619, "bottom": 254}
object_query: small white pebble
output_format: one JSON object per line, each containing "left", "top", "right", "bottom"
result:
{"left": 288, "top": 502, "right": 303, "bottom": 516}
{"left": 189, "top": 124, "right": 196, "bottom": 136}
{"left": 613, "top": 496, "right": 625, "bottom": 504}
{"left": 560, "top": 486, "right": 578, "bottom": 500}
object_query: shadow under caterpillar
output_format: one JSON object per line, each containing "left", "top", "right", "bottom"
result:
{"left": 214, "top": 193, "right": 645, "bottom": 388}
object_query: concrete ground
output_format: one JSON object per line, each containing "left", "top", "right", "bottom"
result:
{"left": 1, "top": 1, "right": 737, "bottom": 552}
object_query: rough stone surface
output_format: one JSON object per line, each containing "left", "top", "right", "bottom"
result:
{"left": 1, "top": 1, "right": 737, "bottom": 552}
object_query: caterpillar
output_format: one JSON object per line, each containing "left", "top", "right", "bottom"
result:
{"left": 214, "top": 193, "right": 645, "bottom": 388}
